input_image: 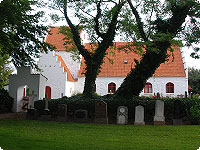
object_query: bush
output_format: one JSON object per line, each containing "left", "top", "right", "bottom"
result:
{"left": 0, "top": 88, "right": 14, "bottom": 113}
{"left": 188, "top": 100, "right": 200, "bottom": 124}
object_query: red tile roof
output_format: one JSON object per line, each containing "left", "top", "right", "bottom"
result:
{"left": 46, "top": 27, "right": 73, "bottom": 51}
{"left": 78, "top": 43, "right": 186, "bottom": 77}
{"left": 54, "top": 53, "right": 76, "bottom": 82}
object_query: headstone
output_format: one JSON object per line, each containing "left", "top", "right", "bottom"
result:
{"left": 44, "top": 94, "right": 49, "bottom": 111}
{"left": 95, "top": 100, "right": 108, "bottom": 124}
{"left": 29, "top": 91, "right": 37, "bottom": 109}
{"left": 173, "top": 100, "right": 183, "bottom": 125}
{"left": 117, "top": 106, "right": 128, "bottom": 125}
{"left": 74, "top": 110, "right": 88, "bottom": 123}
{"left": 154, "top": 100, "right": 165, "bottom": 125}
{"left": 57, "top": 104, "right": 67, "bottom": 122}
{"left": 134, "top": 105, "right": 145, "bottom": 125}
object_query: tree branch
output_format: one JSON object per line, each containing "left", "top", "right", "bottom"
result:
{"left": 94, "top": 0, "right": 105, "bottom": 39}
{"left": 127, "top": 0, "right": 148, "bottom": 41}
{"left": 63, "top": 1, "right": 91, "bottom": 59}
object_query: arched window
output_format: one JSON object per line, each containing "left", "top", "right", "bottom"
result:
{"left": 108, "top": 82, "right": 116, "bottom": 94}
{"left": 144, "top": 82, "right": 152, "bottom": 93}
{"left": 45, "top": 86, "right": 51, "bottom": 99}
{"left": 166, "top": 82, "right": 174, "bottom": 93}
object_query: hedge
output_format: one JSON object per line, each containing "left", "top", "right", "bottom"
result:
{"left": 34, "top": 94, "right": 200, "bottom": 124}
{"left": 0, "top": 88, "right": 14, "bottom": 113}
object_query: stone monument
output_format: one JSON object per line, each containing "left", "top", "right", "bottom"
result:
{"left": 29, "top": 90, "right": 37, "bottom": 109}
{"left": 134, "top": 105, "right": 145, "bottom": 125}
{"left": 74, "top": 110, "right": 88, "bottom": 123}
{"left": 173, "top": 100, "right": 183, "bottom": 125}
{"left": 117, "top": 106, "right": 128, "bottom": 125}
{"left": 154, "top": 100, "right": 165, "bottom": 125}
{"left": 95, "top": 100, "right": 108, "bottom": 124}
{"left": 57, "top": 104, "right": 68, "bottom": 122}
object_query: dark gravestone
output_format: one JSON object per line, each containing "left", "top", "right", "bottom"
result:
{"left": 26, "top": 109, "right": 38, "bottom": 120}
{"left": 95, "top": 100, "right": 108, "bottom": 124}
{"left": 57, "top": 104, "right": 67, "bottom": 122}
{"left": 173, "top": 100, "right": 183, "bottom": 125}
{"left": 74, "top": 110, "right": 88, "bottom": 123}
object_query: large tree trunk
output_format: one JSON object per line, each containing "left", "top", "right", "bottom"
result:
{"left": 114, "top": 42, "right": 171, "bottom": 99}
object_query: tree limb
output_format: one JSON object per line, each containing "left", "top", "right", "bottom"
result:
{"left": 94, "top": 0, "right": 105, "bottom": 39}
{"left": 63, "top": 1, "right": 91, "bottom": 60}
{"left": 127, "top": 0, "right": 148, "bottom": 41}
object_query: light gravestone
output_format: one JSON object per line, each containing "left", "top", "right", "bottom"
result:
{"left": 154, "top": 100, "right": 165, "bottom": 125}
{"left": 95, "top": 100, "right": 108, "bottom": 124}
{"left": 29, "top": 91, "right": 37, "bottom": 109}
{"left": 117, "top": 106, "right": 128, "bottom": 125}
{"left": 57, "top": 104, "right": 67, "bottom": 122}
{"left": 39, "top": 94, "right": 51, "bottom": 121}
{"left": 26, "top": 91, "right": 37, "bottom": 120}
{"left": 134, "top": 105, "right": 145, "bottom": 125}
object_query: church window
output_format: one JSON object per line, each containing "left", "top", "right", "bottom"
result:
{"left": 108, "top": 82, "right": 116, "bottom": 94}
{"left": 144, "top": 82, "right": 152, "bottom": 93}
{"left": 166, "top": 82, "right": 174, "bottom": 93}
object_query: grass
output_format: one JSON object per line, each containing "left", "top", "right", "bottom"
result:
{"left": 0, "top": 120, "right": 200, "bottom": 150}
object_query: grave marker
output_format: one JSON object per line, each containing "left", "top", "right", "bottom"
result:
{"left": 95, "top": 100, "right": 108, "bottom": 124}
{"left": 154, "top": 100, "right": 165, "bottom": 125}
{"left": 134, "top": 105, "right": 145, "bottom": 125}
{"left": 117, "top": 106, "right": 128, "bottom": 125}
{"left": 57, "top": 104, "right": 68, "bottom": 122}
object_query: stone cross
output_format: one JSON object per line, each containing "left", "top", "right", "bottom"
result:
{"left": 134, "top": 105, "right": 145, "bottom": 125}
{"left": 154, "top": 100, "right": 165, "bottom": 125}
{"left": 29, "top": 90, "right": 37, "bottom": 109}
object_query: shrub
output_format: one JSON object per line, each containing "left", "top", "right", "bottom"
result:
{"left": 188, "top": 100, "right": 200, "bottom": 124}
{"left": 0, "top": 88, "right": 14, "bottom": 113}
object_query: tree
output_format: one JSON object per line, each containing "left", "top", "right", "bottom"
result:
{"left": 49, "top": 0, "right": 199, "bottom": 98}
{"left": 114, "top": 0, "right": 200, "bottom": 98}
{"left": 49, "top": 0, "right": 125, "bottom": 97}
{"left": 0, "top": 0, "right": 52, "bottom": 67}
{"left": 188, "top": 67, "right": 200, "bottom": 94}
{"left": 0, "top": 54, "right": 13, "bottom": 89}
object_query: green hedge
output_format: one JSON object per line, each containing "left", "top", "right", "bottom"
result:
{"left": 0, "top": 88, "right": 14, "bottom": 113}
{"left": 34, "top": 94, "right": 200, "bottom": 124}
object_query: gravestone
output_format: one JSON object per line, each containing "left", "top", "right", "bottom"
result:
{"left": 154, "top": 100, "right": 165, "bottom": 125}
{"left": 117, "top": 106, "right": 128, "bottom": 125}
{"left": 173, "top": 100, "right": 183, "bottom": 125}
{"left": 38, "top": 94, "right": 51, "bottom": 121}
{"left": 95, "top": 100, "right": 108, "bottom": 124}
{"left": 134, "top": 105, "right": 145, "bottom": 125}
{"left": 74, "top": 110, "right": 88, "bottom": 123}
{"left": 57, "top": 104, "right": 67, "bottom": 122}
{"left": 29, "top": 90, "right": 37, "bottom": 109}
{"left": 26, "top": 91, "right": 38, "bottom": 120}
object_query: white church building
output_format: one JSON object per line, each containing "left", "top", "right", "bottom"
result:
{"left": 38, "top": 26, "right": 188, "bottom": 99}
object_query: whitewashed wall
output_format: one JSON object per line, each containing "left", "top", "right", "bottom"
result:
{"left": 38, "top": 51, "right": 71, "bottom": 98}
{"left": 76, "top": 76, "right": 188, "bottom": 97}
{"left": 9, "top": 67, "right": 47, "bottom": 112}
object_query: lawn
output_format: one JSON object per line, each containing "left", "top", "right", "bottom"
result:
{"left": 0, "top": 120, "right": 200, "bottom": 150}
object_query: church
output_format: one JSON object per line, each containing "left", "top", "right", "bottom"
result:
{"left": 37, "top": 27, "right": 188, "bottom": 99}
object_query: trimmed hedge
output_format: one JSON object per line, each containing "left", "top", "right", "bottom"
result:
{"left": 0, "top": 88, "right": 14, "bottom": 113}
{"left": 34, "top": 94, "right": 200, "bottom": 124}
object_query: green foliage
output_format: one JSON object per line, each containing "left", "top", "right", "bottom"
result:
{"left": 0, "top": 0, "right": 53, "bottom": 67}
{"left": 188, "top": 67, "right": 200, "bottom": 94}
{"left": 0, "top": 88, "right": 13, "bottom": 113}
{"left": 0, "top": 54, "right": 13, "bottom": 88}
{"left": 188, "top": 100, "right": 200, "bottom": 124}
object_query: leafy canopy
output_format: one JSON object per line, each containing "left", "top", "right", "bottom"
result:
{"left": 0, "top": 0, "right": 53, "bottom": 67}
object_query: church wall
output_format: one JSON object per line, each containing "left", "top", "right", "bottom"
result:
{"left": 38, "top": 51, "right": 67, "bottom": 99}
{"left": 76, "top": 76, "right": 188, "bottom": 97}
